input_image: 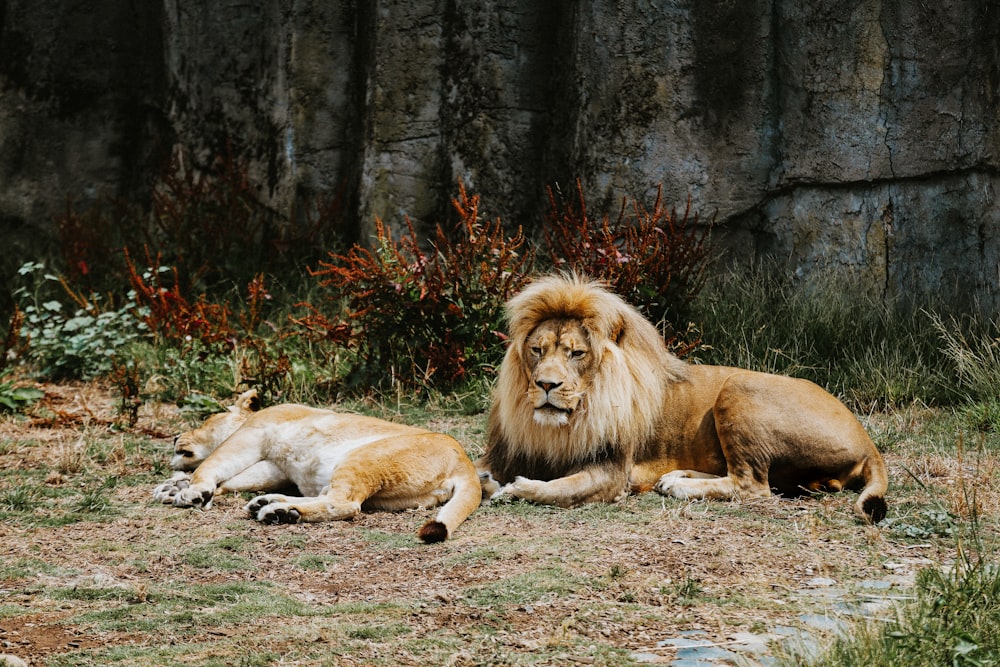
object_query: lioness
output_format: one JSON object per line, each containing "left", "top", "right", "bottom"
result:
{"left": 153, "top": 389, "right": 481, "bottom": 542}
{"left": 478, "top": 274, "right": 888, "bottom": 523}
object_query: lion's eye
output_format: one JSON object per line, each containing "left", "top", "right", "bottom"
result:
{"left": 570, "top": 349, "right": 586, "bottom": 359}
{"left": 530, "top": 346, "right": 542, "bottom": 357}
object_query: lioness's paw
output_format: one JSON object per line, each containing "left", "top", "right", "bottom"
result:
{"left": 244, "top": 493, "right": 290, "bottom": 516}
{"left": 152, "top": 474, "right": 191, "bottom": 504}
{"left": 172, "top": 486, "right": 215, "bottom": 509}
{"left": 244, "top": 495, "right": 270, "bottom": 516}
{"left": 246, "top": 495, "right": 300, "bottom": 524}
{"left": 255, "top": 502, "right": 301, "bottom": 525}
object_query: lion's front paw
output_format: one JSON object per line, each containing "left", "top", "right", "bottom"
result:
{"left": 653, "top": 470, "right": 692, "bottom": 496}
{"left": 510, "top": 476, "right": 544, "bottom": 495}
{"left": 173, "top": 485, "right": 215, "bottom": 509}
{"left": 152, "top": 473, "right": 191, "bottom": 504}
{"left": 489, "top": 476, "right": 547, "bottom": 504}
{"left": 488, "top": 483, "right": 517, "bottom": 504}
{"left": 247, "top": 496, "right": 300, "bottom": 524}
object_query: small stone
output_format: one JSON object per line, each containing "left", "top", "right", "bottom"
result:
{"left": 629, "top": 652, "right": 665, "bottom": 663}
{"left": 805, "top": 577, "right": 837, "bottom": 587}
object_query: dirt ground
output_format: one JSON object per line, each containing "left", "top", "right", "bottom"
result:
{"left": 0, "top": 383, "right": 988, "bottom": 666}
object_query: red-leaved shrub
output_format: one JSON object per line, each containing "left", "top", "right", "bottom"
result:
{"left": 544, "top": 180, "right": 712, "bottom": 348}
{"left": 295, "top": 183, "right": 533, "bottom": 392}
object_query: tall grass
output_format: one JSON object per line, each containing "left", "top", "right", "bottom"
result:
{"left": 791, "top": 511, "right": 1000, "bottom": 667}
{"left": 933, "top": 312, "right": 1000, "bottom": 401}
{"left": 705, "top": 265, "right": 1000, "bottom": 666}
{"left": 692, "top": 264, "right": 956, "bottom": 408}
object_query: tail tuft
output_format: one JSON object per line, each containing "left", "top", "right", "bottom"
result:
{"left": 417, "top": 520, "right": 449, "bottom": 543}
{"left": 855, "top": 452, "right": 889, "bottom": 524}
{"left": 859, "top": 496, "right": 887, "bottom": 524}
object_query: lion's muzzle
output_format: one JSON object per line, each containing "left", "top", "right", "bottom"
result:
{"left": 533, "top": 402, "right": 573, "bottom": 427}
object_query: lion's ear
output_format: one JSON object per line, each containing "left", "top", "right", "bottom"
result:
{"left": 609, "top": 318, "right": 626, "bottom": 346}
{"left": 585, "top": 313, "right": 626, "bottom": 347}
{"left": 233, "top": 388, "right": 261, "bottom": 414}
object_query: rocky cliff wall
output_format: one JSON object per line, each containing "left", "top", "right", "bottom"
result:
{"left": 0, "top": 1, "right": 997, "bottom": 310}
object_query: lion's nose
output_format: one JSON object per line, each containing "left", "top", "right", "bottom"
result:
{"left": 536, "top": 380, "right": 562, "bottom": 393}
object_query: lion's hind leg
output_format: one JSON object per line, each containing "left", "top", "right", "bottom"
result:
{"left": 804, "top": 478, "right": 844, "bottom": 494}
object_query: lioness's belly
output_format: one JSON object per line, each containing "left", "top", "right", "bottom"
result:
{"left": 263, "top": 434, "right": 385, "bottom": 496}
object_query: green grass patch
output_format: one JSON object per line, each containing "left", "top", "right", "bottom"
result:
{"left": 0, "top": 482, "right": 39, "bottom": 513}
{"left": 345, "top": 622, "right": 412, "bottom": 640}
{"left": 0, "top": 474, "right": 127, "bottom": 527}
{"left": 462, "top": 566, "right": 593, "bottom": 607}
{"left": 49, "top": 586, "right": 140, "bottom": 603}
{"left": 181, "top": 537, "right": 256, "bottom": 572}
{"left": 0, "top": 557, "right": 77, "bottom": 580}
{"left": 294, "top": 553, "right": 341, "bottom": 571}
{"left": 48, "top": 643, "right": 279, "bottom": 667}
{"left": 73, "top": 581, "right": 319, "bottom": 632}
{"left": 0, "top": 604, "right": 29, "bottom": 620}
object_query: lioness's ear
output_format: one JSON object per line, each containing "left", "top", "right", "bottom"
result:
{"left": 234, "top": 388, "right": 260, "bottom": 414}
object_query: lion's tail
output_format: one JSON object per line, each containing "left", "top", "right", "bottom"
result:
{"left": 854, "top": 453, "right": 889, "bottom": 524}
{"left": 417, "top": 464, "right": 482, "bottom": 544}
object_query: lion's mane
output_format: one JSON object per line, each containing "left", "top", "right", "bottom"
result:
{"left": 484, "top": 274, "right": 687, "bottom": 483}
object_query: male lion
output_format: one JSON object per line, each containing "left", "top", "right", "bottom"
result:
{"left": 153, "top": 389, "right": 481, "bottom": 542}
{"left": 478, "top": 274, "right": 888, "bottom": 523}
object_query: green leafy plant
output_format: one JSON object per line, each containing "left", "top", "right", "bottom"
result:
{"left": 296, "top": 182, "right": 533, "bottom": 393}
{"left": 12, "top": 262, "right": 150, "bottom": 380}
{"left": 0, "top": 377, "right": 43, "bottom": 414}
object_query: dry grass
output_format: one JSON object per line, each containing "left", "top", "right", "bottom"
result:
{"left": 0, "top": 384, "right": 997, "bottom": 666}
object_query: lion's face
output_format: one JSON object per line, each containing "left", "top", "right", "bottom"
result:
{"left": 523, "top": 319, "right": 599, "bottom": 427}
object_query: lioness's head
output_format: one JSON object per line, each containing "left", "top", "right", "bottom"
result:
{"left": 171, "top": 389, "right": 260, "bottom": 470}
{"left": 524, "top": 318, "right": 598, "bottom": 427}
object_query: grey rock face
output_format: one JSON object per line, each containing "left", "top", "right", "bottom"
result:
{"left": 0, "top": 1, "right": 997, "bottom": 309}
